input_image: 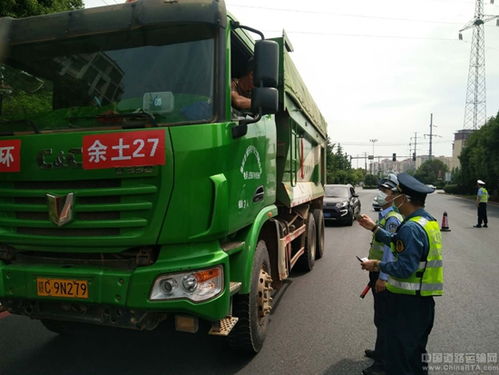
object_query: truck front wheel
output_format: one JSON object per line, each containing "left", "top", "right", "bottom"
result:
{"left": 228, "top": 240, "right": 273, "bottom": 354}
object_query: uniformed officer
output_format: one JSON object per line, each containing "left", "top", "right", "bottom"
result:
{"left": 474, "top": 179, "right": 488, "bottom": 228}
{"left": 358, "top": 173, "right": 443, "bottom": 375}
{"left": 362, "top": 174, "right": 403, "bottom": 375}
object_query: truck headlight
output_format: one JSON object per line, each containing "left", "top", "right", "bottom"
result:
{"left": 159, "top": 278, "right": 177, "bottom": 295}
{"left": 150, "top": 266, "right": 223, "bottom": 302}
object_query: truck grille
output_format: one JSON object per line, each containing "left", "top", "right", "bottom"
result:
{"left": 0, "top": 178, "right": 157, "bottom": 240}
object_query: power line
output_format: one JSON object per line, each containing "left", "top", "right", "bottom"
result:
{"left": 338, "top": 139, "right": 452, "bottom": 146}
{"left": 230, "top": 4, "right": 467, "bottom": 25}
{"left": 258, "top": 29, "right": 499, "bottom": 51}
{"left": 263, "top": 29, "right": 459, "bottom": 41}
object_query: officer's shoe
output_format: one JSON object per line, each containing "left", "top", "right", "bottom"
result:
{"left": 362, "top": 362, "right": 385, "bottom": 375}
{"left": 484, "top": 225, "right": 488, "bottom": 228}
{"left": 473, "top": 225, "right": 482, "bottom": 228}
{"left": 364, "top": 349, "right": 377, "bottom": 359}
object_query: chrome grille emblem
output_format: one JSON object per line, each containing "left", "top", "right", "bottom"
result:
{"left": 47, "top": 193, "right": 74, "bottom": 227}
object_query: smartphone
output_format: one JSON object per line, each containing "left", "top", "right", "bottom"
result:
{"left": 355, "top": 213, "right": 363, "bottom": 221}
{"left": 356, "top": 256, "right": 365, "bottom": 262}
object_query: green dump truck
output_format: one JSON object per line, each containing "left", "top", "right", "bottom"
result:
{"left": 0, "top": 0, "right": 327, "bottom": 353}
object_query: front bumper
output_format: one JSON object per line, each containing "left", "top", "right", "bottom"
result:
{"left": 323, "top": 207, "right": 349, "bottom": 220}
{"left": 0, "top": 242, "right": 231, "bottom": 325}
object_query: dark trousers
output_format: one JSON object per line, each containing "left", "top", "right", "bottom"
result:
{"left": 384, "top": 292, "right": 435, "bottom": 375}
{"left": 478, "top": 202, "right": 488, "bottom": 226}
{"left": 369, "top": 272, "right": 389, "bottom": 366}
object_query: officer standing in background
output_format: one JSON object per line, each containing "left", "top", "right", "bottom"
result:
{"left": 363, "top": 174, "right": 403, "bottom": 375}
{"left": 358, "top": 173, "right": 443, "bottom": 375}
{"left": 474, "top": 179, "right": 488, "bottom": 228}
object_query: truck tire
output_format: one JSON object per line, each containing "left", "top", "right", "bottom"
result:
{"left": 296, "top": 213, "right": 316, "bottom": 271}
{"left": 228, "top": 240, "right": 272, "bottom": 354}
{"left": 313, "top": 209, "right": 325, "bottom": 259}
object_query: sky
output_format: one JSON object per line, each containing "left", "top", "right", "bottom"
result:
{"left": 83, "top": 0, "right": 499, "bottom": 161}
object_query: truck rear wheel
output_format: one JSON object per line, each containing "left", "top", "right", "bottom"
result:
{"left": 296, "top": 213, "right": 316, "bottom": 271}
{"left": 313, "top": 209, "right": 325, "bottom": 259}
{"left": 228, "top": 240, "right": 272, "bottom": 354}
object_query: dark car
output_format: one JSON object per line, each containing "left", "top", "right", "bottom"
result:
{"left": 372, "top": 195, "right": 382, "bottom": 211}
{"left": 323, "top": 184, "right": 361, "bottom": 226}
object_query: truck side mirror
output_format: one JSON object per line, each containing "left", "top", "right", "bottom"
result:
{"left": 231, "top": 37, "right": 279, "bottom": 139}
{"left": 251, "top": 87, "right": 278, "bottom": 115}
{"left": 253, "top": 40, "right": 279, "bottom": 88}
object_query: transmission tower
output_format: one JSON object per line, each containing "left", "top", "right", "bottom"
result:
{"left": 459, "top": 0, "right": 499, "bottom": 129}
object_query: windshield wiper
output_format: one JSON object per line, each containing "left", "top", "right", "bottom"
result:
{"left": 67, "top": 111, "right": 157, "bottom": 128}
{"left": 0, "top": 118, "right": 40, "bottom": 135}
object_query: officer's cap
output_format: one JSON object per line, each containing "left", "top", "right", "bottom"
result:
{"left": 477, "top": 179, "right": 486, "bottom": 185}
{"left": 396, "top": 173, "right": 434, "bottom": 198}
{"left": 378, "top": 173, "right": 398, "bottom": 191}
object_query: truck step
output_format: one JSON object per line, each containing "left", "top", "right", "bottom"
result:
{"left": 229, "top": 281, "right": 242, "bottom": 295}
{"left": 208, "top": 316, "right": 239, "bottom": 336}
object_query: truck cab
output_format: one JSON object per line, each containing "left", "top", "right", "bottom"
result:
{"left": 0, "top": 0, "right": 327, "bottom": 354}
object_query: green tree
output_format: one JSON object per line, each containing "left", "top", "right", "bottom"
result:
{"left": 364, "top": 174, "right": 378, "bottom": 188}
{"left": 414, "top": 159, "right": 448, "bottom": 185}
{"left": 325, "top": 139, "right": 366, "bottom": 185}
{"left": 458, "top": 113, "right": 499, "bottom": 196}
{"left": 350, "top": 168, "right": 365, "bottom": 186}
{"left": 326, "top": 139, "right": 358, "bottom": 184}
{"left": 0, "top": 0, "right": 83, "bottom": 18}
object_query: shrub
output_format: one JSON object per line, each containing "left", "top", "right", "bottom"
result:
{"left": 443, "top": 184, "right": 459, "bottom": 194}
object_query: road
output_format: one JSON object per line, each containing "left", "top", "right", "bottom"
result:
{"left": 1, "top": 190, "right": 498, "bottom": 375}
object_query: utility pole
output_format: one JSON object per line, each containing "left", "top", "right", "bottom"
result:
{"left": 412, "top": 132, "right": 418, "bottom": 157}
{"left": 410, "top": 132, "right": 418, "bottom": 167}
{"left": 424, "top": 113, "right": 441, "bottom": 160}
{"left": 429, "top": 114, "right": 433, "bottom": 159}
{"left": 459, "top": 0, "right": 499, "bottom": 129}
{"left": 369, "top": 139, "right": 378, "bottom": 175}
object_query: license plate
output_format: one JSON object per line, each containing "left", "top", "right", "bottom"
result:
{"left": 36, "top": 278, "right": 89, "bottom": 299}
{"left": 324, "top": 212, "right": 331, "bottom": 218}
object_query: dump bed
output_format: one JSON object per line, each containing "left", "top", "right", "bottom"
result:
{"left": 268, "top": 33, "right": 327, "bottom": 208}
{"left": 274, "top": 34, "right": 327, "bottom": 140}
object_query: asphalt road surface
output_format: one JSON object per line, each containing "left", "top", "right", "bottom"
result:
{"left": 1, "top": 190, "right": 498, "bottom": 375}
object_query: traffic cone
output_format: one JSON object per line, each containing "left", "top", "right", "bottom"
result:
{"left": 441, "top": 211, "right": 451, "bottom": 232}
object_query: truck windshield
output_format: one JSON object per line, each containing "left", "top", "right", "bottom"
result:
{"left": 0, "top": 34, "right": 215, "bottom": 133}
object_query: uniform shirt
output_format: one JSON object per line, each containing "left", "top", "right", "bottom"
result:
{"left": 378, "top": 206, "right": 401, "bottom": 281}
{"left": 375, "top": 208, "right": 435, "bottom": 279}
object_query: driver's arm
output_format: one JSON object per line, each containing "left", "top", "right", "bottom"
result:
{"left": 231, "top": 80, "right": 251, "bottom": 110}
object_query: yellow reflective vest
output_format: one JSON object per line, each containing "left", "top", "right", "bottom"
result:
{"left": 478, "top": 187, "right": 489, "bottom": 203}
{"left": 368, "top": 210, "right": 403, "bottom": 260}
{"left": 386, "top": 216, "right": 443, "bottom": 297}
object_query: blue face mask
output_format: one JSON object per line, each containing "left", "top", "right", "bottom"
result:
{"left": 375, "top": 191, "right": 388, "bottom": 206}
